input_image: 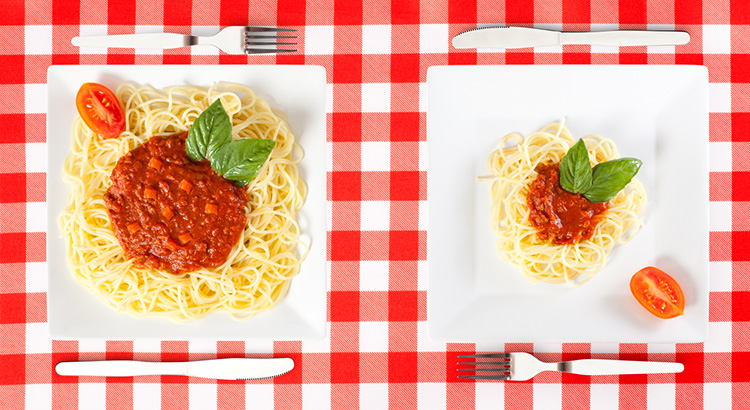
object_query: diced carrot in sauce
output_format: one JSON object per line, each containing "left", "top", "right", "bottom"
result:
{"left": 162, "top": 206, "right": 174, "bottom": 220}
{"left": 148, "top": 157, "right": 163, "bottom": 170}
{"left": 178, "top": 233, "right": 192, "bottom": 244}
{"left": 144, "top": 188, "right": 158, "bottom": 200}
{"left": 179, "top": 179, "right": 193, "bottom": 192}
{"left": 127, "top": 222, "right": 141, "bottom": 233}
{"left": 205, "top": 203, "right": 218, "bottom": 214}
{"left": 163, "top": 236, "right": 180, "bottom": 251}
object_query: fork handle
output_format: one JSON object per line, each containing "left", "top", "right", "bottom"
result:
{"left": 72, "top": 33, "right": 189, "bottom": 50}
{"left": 562, "top": 359, "right": 684, "bottom": 376}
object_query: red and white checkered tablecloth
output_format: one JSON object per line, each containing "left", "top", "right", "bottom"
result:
{"left": 0, "top": 0, "right": 747, "bottom": 408}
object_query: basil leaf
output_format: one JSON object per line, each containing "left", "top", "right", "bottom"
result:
{"left": 210, "top": 139, "right": 276, "bottom": 186}
{"left": 185, "top": 99, "right": 232, "bottom": 162}
{"left": 558, "top": 139, "right": 593, "bottom": 194}
{"left": 583, "top": 158, "right": 642, "bottom": 203}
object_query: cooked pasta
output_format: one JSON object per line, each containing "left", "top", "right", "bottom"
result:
{"left": 60, "top": 82, "right": 306, "bottom": 321}
{"left": 482, "top": 122, "right": 646, "bottom": 286}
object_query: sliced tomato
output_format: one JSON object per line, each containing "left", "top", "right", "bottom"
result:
{"left": 75, "top": 83, "right": 125, "bottom": 139}
{"left": 629, "top": 266, "right": 685, "bottom": 319}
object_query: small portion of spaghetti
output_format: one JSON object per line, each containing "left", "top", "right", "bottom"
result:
{"left": 483, "top": 122, "right": 646, "bottom": 286}
{"left": 60, "top": 83, "right": 306, "bottom": 321}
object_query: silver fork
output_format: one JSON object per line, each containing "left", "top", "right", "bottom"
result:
{"left": 458, "top": 352, "right": 684, "bottom": 381}
{"left": 71, "top": 26, "right": 297, "bottom": 55}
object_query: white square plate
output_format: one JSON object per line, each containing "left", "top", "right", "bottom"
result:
{"left": 427, "top": 65, "right": 708, "bottom": 343}
{"left": 47, "top": 65, "right": 327, "bottom": 340}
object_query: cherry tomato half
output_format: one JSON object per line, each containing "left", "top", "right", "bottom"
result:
{"left": 75, "top": 83, "right": 125, "bottom": 139}
{"left": 629, "top": 266, "right": 685, "bottom": 319}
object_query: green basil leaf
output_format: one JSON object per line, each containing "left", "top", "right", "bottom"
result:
{"left": 558, "top": 139, "right": 593, "bottom": 194}
{"left": 583, "top": 158, "right": 642, "bottom": 203}
{"left": 185, "top": 99, "right": 232, "bottom": 162}
{"left": 210, "top": 139, "right": 276, "bottom": 186}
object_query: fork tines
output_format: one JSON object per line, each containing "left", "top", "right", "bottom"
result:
{"left": 244, "top": 26, "right": 297, "bottom": 54}
{"left": 457, "top": 353, "right": 511, "bottom": 379}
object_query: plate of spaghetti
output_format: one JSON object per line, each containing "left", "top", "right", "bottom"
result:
{"left": 427, "top": 65, "right": 709, "bottom": 343}
{"left": 47, "top": 65, "right": 326, "bottom": 340}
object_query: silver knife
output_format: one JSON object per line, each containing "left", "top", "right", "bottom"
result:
{"left": 55, "top": 358, "right": 294, "bottom": 380}
{"left": 452, "top": 27, "right": 690, "bottom": 49}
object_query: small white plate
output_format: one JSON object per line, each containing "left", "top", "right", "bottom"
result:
{"left": 47, "top": 65, "right": 327, "bottom": 340}
{"left": 427, "top": 65, "right": 708, "bottom": 343}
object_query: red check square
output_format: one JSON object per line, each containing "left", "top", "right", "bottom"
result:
{"left": 0, "top": 56, "right": 24, "bottom": 85}
{"left": 390, "top": 171, "right": 420, "bottom": 200}
{"left": 331, "top": 352, "right": 360, "bottom": 383}
{"left": 0, "top": 354, "right": 24, "bottom": 385}
{"left": 733, "top": 172, "right": 750, "bottom": 200}
{"left": 390, "top": 112, "right": 420, "bottom": 142}
{"left": 389, "top": 291, "right": 418, "bottom": 321}
{"left": 163, "top": 0, "right": 192, "bottom": 25}
{"left": 733, "top": 292, "right": 750, "bottom": 321}
{"left": 506, "top": 52, "right": 534, "bottom": 65}
{"left": 676, "top": 53, "right": 703, "bottom": 65}
{"left": 732, "top": 113, "right": 750, "bottom": 142}
{"left": 0, "top": 233, "right": 25, "bottom": 263}
{"left": 334, "top": 55, "right": 362, "bottom": 83}
{"left": 675, "top": 352, "right": 704, "bottom": 383}
{"left": 108, "top": 0, "right": 136, "bottom": 25}
{"left": 388, "top": 352, "right": 418, "bottom": 383}
{"left": 391, "top": 54, "right": 420, "bottom": 83}
{"left": 332, "top": 112, "right": 362, "bottom": 142}
{"left": 676, "top": 0, "right": 703, "bottom": 24}
{"left": 392, "top": 0, "right": 419, "bottom": 24}
{"left": 334, "top": 1, "right": 362, "bottom": 25}
{"left": 563, "top": 53, "right": 591, "bottom": 64}
{"left": 732, "top": 352, "right": 750, "bottom": 381}
{"left": 732, "top": 54, "right": 750, "bottom": 83}
{"left": 620, "top": 53, "right": 648, "bottom": 64}
{"left": 53, "top": 0, "right": 79, "bottom": 24}
{"left": 732, "top": 231, "right": 750, "bottom": 261}
{"left": 389, "top": 231, "right": 419, "bottom": 261}
{"left": 0, "top": 293, "right": 25, "bottom": 324}
{"left": 332, "top": 171, "right": 362, "bottom": 201}
{"left": 330, "top": 231, "right": 361, "bottom": 261}
{"left": 330, "top": 291, "right": 360, "bottom": 322}
{"left": 732, "top": 0, "right": 750, "bottom": 24}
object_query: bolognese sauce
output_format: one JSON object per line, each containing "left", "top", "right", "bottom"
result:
{"left": 526, "top": 163, "right": 608, "bottom": 245}
{"left": 104, "top": 132, "right": 248, "bottom": 274}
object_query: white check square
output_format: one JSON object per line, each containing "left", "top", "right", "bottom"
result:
{"left": 362, "top": 25, "right": 391, "bottom": 55}
{"left": 305, "top": 26, "right": 334, "bottom": 55}
{"left": 25, "top": 25, "right": 52, "bottom": 55}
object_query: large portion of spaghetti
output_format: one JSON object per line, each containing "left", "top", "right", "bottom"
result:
{"left": 485, "top": 122, "right": 646, "bottom": 286}
{"left": 60, "top": 83, "right": 306, "bottom": 321}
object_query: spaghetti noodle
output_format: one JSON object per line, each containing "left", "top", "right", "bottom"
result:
{"left": 60, "top": 82, "right": 306, "bottom": 321}
{"left": 483, "top": 122, "right": 646, "bottom": 286}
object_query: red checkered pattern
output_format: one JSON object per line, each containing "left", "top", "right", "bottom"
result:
{"left": 0, "top": 0, "right": 746, "bottom": 408}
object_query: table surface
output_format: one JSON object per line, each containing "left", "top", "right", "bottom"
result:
{"left": 1, "top": 0, "right": 747, "bottom": 409}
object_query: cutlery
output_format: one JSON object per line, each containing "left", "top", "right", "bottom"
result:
{"left": 71, "top": 26, "right": 297, "bottom": 55}
{"left": 55, "top": 357, "right": 294, "bottom": 380}
{"left": 452, "top": 27, "right": 690, "bottom": 49}
{"left": 457, "top": 352, "right": 684, "bottom": 381}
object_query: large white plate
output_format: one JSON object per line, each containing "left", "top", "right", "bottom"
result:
{"left": 427, "top": 65, "right": 708, "bottom": 343}
{"left": 47, "top": 65, "right": 327, "bottom": 340}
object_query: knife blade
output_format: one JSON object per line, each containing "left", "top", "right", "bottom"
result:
{"left": 55, "top": 358, "right": 294, "bottom": 380}
{"left": 452, "top": 27, "right": 690, "bottom": 49}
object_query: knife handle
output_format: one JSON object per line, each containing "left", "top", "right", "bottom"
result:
{"left": 72, "top": 33, "right": 189, "bottom": 49}
{"left": 56, "top": 360, "right": 186, "bottom": 377}
{"left": 561, "top": 30, "right": 690, "bottom": 47}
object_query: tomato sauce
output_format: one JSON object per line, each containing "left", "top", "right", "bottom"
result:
{"left": 104, "top": 133, "right": 249, "bottom": 274}
{"left": 526, "top": 163, "right": 608, "bottom": 245}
